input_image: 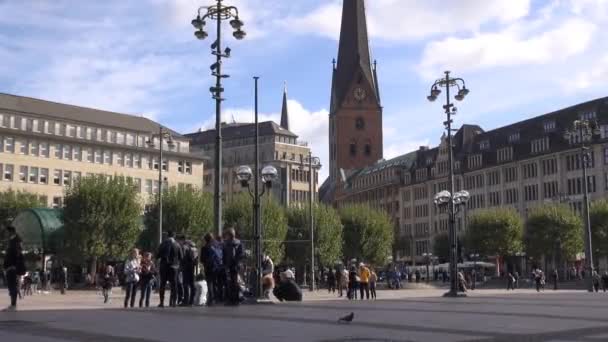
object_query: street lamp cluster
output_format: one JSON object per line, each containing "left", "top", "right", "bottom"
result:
{"left": 300, "top": 153, "right": 321, "bottom": 291}
{"left": 427, "top": 71, "right": 471, "bottom": 297}
{"left": 563, "top": 119, "right": 601, "bottom": 292}
{"left": 146, "top": 127, "right": 174, "bottom": 245}
{"left": 192, "top": 0, "right": 246, "bottom": 236}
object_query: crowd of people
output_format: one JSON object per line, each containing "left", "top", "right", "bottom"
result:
{"left": 323, "top": 263, "right": 377, "bottom": 300}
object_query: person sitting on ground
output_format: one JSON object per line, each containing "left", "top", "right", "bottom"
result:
{"left": 273, "top": 269, "right": 302, "bottom": 302}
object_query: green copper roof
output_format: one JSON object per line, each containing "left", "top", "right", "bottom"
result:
{"left": 12, "top": 208, "right": 63, "bottom": 253}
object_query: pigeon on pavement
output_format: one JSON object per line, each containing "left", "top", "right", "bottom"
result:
{"left": 338, "top": 312, "right": 355, "bottom": 323}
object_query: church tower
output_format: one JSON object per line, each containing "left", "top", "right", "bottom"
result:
{"left": 329, "top": 0, "right": 382, "bottom": 185}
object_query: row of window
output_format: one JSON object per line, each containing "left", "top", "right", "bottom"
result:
{"left": 0, "top": 113, "right": 187, "bottom": 152}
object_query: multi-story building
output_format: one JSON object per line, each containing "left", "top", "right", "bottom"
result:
{"left": 186, "top": 88, "right": 319, "bottom": 206}
{"left": 338, "top": 97, "right": 608, "bottom": 263}
{"left": 0, "top": 93, "right": 204, "bottom": 207}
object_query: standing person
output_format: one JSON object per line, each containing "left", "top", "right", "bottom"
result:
{"left": 514, "top": 271, "right": 520, "bottom": 289}
{"left": 552, "top": 269, "right": 559, "bottom": 290}
{"left": 348, "top": 265, "right": 357, "bottom": 300}
{"left": 534, "top": 268, "right": 543, "bottom": 292}
{"left": 327, "top": 269, "right": 336, "bottom": 294}
{"left": 156, "top": 231, "right": 183, "bottom": 308}
{"left": 335, "top": 267, "right": 343, "bottom": 297}
{"left": 602, "top": 271, "right": 608, "bottom": 292}
{"left": 358, "top": 263, "right": 370, "bottom": 300}
{"left": 123, "top": 248, "right": 140, "bottom": 308}
{"left": 201, "top": 233, "right": 223, "bottom": 306}
{"left": 179, "top": 236, "right": 198, "bottom": 307}
{"left": 3, "top": 226, "right": 25, "bottom": 311}
{"left": 222, "top": 227, "right": 243, "bottom": 306}
{"left": 139, "top": 252, "right": 156, "bottom": 308}
{"left": 101, "top": 263, "right": 115, "bottom": 304}
{"left": 369, "top": 269, "right": 377, "bottom": 300}
{"left": 592, "top": 270, "right": 601, "bottom": 292}
{"left": 262, "top": 255, "right": 274, "bottom": 299}
{"left": 506, "top": 273, "right": 515, "bottom": 290}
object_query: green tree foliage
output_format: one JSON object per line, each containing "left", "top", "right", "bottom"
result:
{"left": 466, "top": 208, "right": 523, "bottom": 257}
{"left": 0, "top": 189, "right": 43, "bottom": 248}
{"left": 340, "top": 204, "right": 393, "bottom": 266}
{"left": 63, "top": 176, "right": 141, "bottom": 262}
{"left": 525, "top": 204, "right": 583, "bottom": 261}
{"left": 433, "top": 233, "right": 450, "bottom": 262}
{"left": 141, "top": 187, "right": 212, "bottom": 251}
{"left": 590, "top": 199, "right": 608, "bottom": 257}
{"left": 285, "top": 204, "right": 343, "bottom": 268}
{"left": 224, "top": 193, "right": 288, "bottom": 263}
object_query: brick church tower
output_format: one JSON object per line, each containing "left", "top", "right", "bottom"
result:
{"left": 328, "top": 0, "right": 382, "bottom": 187}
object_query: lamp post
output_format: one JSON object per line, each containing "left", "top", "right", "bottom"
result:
{"left": 428, "top": 71, "right": 470, "bottom": 297}
{"left": 422, "top": 253, "right": 433, "bottom": 283}
{"left": 146, "top": 127, "right": 175, "bottom": 246}
{"left": 563, "top": 119, "right": 600, "bottom": 292}
{"left": 433, "top": 190, "right": 470, "bottom": 296}
{"left": 300, "top": 153, "right": 321, "bottom": 291}
{"left": 192, "top": 0, "right": 246, "bottom": 236}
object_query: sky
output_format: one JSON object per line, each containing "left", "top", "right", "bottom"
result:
{"left": 1, "top": 0, "right": 607, "bottom": 181}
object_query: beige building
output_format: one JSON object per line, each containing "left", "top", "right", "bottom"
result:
{"left": 0, "top": 93, "right": 204, "bottom": 208}
{"left": 337, "top": 97, "right": 608, "bottom": 264}
{"left": 186, "top": 88, "right": 320, "bottom": 206}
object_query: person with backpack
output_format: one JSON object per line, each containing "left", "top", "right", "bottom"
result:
{"left": 156, "top": 231, "right": 183, "bottom": 307}
{"left": 222, "top": 227, "right": 243, "bottom": 306}
{"left": 3, "top": 225, "right": 25, "bottom": 312}
{"left": 179, "top": 236, "right": 198, "bottom": 306}
{"left": 201, "top": 232, "right": 223, "bottom": 305}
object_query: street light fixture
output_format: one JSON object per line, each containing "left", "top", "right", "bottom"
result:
{"left": 428, "top": 71, "right": 470, "bottom": 298}
{"left": 192, "top": 0, "right": 246, "bottom": 236}
{"left": 300, "top": 153, "right": 321, "bottom": 291}
{"left": 563, "top": 119, "right": 600, "bottom": 292}
{"left": 146, "top": 127, "right": 175, "bottom": 246}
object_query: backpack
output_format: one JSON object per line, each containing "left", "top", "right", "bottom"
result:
{"left": 209, "top": 244, "right": 223, "bottom": 273}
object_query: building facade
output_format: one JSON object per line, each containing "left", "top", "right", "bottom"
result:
{"left": 186, "top": 88, "right": 319, "bottom": 207}
{"left": 0, "top": 93, "right": 204, "bottom": 208}
{"left": 337, "top": 97, "right": 608, "bottom": 264}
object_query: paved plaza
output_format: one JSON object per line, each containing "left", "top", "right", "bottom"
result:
{"left": 1, "top": 289, "right": 608, "bottom": 341}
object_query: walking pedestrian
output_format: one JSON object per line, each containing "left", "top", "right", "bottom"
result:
{"left": 101, "top": 263, "right": 115, "bottom": 304}
{"left": 369, "top": 269, "right": 377, "bottom": 300}
{"left": 123, "top": 248, "right": 140, "bottom": 308}
{"left": 156, "top": 231, "right": 183, "bottom": 307}
{"left": 552, "top": 269, "right": 559, "bottom": 290}
{"left": 327, "top": 269, "right": 336, "bottom": 294}
{"left": 348, "top": 265, "right": 357, "bottom": 300}
{"left": 139, "top": 252, "right": 155, "bottom": 308}
{"left": 602, "top": 271, "right": 608, "bottom": 292}
{"left": 592, "top": 270, "right": 601, "bottom": 292}
{"left": 179, "top": 236, "right": 198, "bottom": 306}
{"left": 222, "top": 227, "right": 243, "bottom": 306}
{"left": 358, "top": 263, "right": 370, "bottom": 300}
{"left": 2, "top": 226, "right": 25, "bottom": 311}
{"left": 506, "top": 273, "right": 515, "bottom": 290}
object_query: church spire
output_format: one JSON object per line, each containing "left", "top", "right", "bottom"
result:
{"left": 331, "top": 0, "right": 377, "bottom": 113}
{"left": 280, "top": 82, "right": 289, "bottom": 130}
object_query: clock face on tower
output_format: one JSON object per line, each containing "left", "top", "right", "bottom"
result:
{"left": 353, "top": 87, "right": 366, "bottom": 101}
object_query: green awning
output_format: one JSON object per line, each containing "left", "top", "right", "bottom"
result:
{"left": 12, "top": 208, "right": 64, "bottom": 253}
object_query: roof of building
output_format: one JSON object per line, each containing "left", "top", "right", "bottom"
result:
{"left": 331, "top": 0, "right": 378, "bottom": 113}
{"left": 12, "top": 208, "right": 64, "bottom": 253}
{"left": 0, "top": 93, "right": 183, "bottom": 138}
{"left": 185, "top": 121, "right": 298, "bottom": 145}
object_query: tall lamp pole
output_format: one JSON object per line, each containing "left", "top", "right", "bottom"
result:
{"left": 147, "top": 127, "right": 174, "bottom": 246}
{"left": 303, "top": 152, "right": 321, "bottom": 291}
{"left": 427, "top": 71, "right": 471, "bottom": 297}
{"left": 563, "top": 119, "right": 600, "bottom": 292}
{"left": 192, "top": 0, "right": 246, "bottom": 236}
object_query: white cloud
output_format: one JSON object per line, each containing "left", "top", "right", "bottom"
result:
{"left": 384, "top": 139, "right": 430, "bottom": 160}
{"left": 418, "top": 18, "right": 596, "bottom": 77}
{"left": 572, "top": 54, "right": 608, "bottom": 90}
{"left": 287, "top": 0, "right": 531, "bottom": 41}
{"left": 199, "top": 99, "right": 330, "bottom": 180}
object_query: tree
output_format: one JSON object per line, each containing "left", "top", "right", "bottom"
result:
{"left": 141, "top": 186, "right": 212, "bottom": 251}
{"left": 340, "top": 204, "right": 393, "bottom": 266}
{"left": 0, "top": 189, "right": 43, "bottom": 249}
{"left": 525, "top": 204, "right": 583, "bottom": 261}
{"left": 224, "top": 193, "right": 288, "bottom": 264}
{"left": 590, "top": 199, "right": 608, "bottom": 257}
{"left": 285, "top": 204, "right": 343, "bottom": 269}
{"left": 465, "top": 208, "right": 524, "bottom": 257}
{"left": 433, "top": 233, "right": 450, "bottom": 262}
{"left": 63, "top": 176, "right": 141, "bottom": 267}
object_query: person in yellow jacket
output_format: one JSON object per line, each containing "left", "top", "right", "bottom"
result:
{"left": 358, "top": 263, "right": 371, "bottom": 300}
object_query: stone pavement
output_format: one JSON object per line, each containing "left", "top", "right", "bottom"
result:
{"left": 1, "top": 288, "right": 608, "bottom": 341}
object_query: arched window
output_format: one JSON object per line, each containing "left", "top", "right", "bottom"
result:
{"left": 355, "top": 117, "right": 365, "bottom": 130}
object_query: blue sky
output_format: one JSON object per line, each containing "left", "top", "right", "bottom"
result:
{"left": 1, "top": 0, "right": 607, "bottom": 181}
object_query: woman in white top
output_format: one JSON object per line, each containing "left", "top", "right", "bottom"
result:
{"left": 123, "top": 248, "right": 140, "bottom": 308}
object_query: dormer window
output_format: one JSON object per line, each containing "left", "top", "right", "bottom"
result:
{"left": 580, "top": 111, "right": 596, "bottom": 121}
{"left": 543, "top": 121, "right": 556, "bottom": 132}
{"left": 468, "top": 154, "right": 482, "bottom": 169}
{"left": 479, "top": 140, "right": 490, "bottom": 150}
{"left": 426, "top": 157, "right": 433, "bottom": 165}
{"left": 508, "top": 132, "right": 520, "bottom": 143}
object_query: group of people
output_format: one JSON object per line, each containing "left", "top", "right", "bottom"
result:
{"left": 325, "top": 263, "right": 377, "bottom": 300}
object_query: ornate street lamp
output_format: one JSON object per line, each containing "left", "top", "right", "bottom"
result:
{"left": 300, "top": 153, "right": 321, "bottom": 291}
{"left": 563, "top": 119, "right": 600, "bottom": 292}
{"left": 433, "top": 189, "right": 470, "bottom": 296}
{"left": 192, "top": 0, "right": 246, "bottom": 236}
{"left": 146, "top": 127, "right": 175, "bottom": 246}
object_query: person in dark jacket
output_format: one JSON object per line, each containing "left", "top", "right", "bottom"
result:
{"left": 156, "top": 231, "right": 183, "bottom": 307}
{"left": 273, "top": 269, "right": 302, "bottom": 302}
{"left": 222, "top": 227, "right": 243, "bottom": 306}
{"left": 179, "top": 236, "right": 197, "bottom": 306}
{"left": 3, "top": 226, "right": 25, "bottom": 311}
{"left": 201, "top": 233, "right": 223, "bottom": 305}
